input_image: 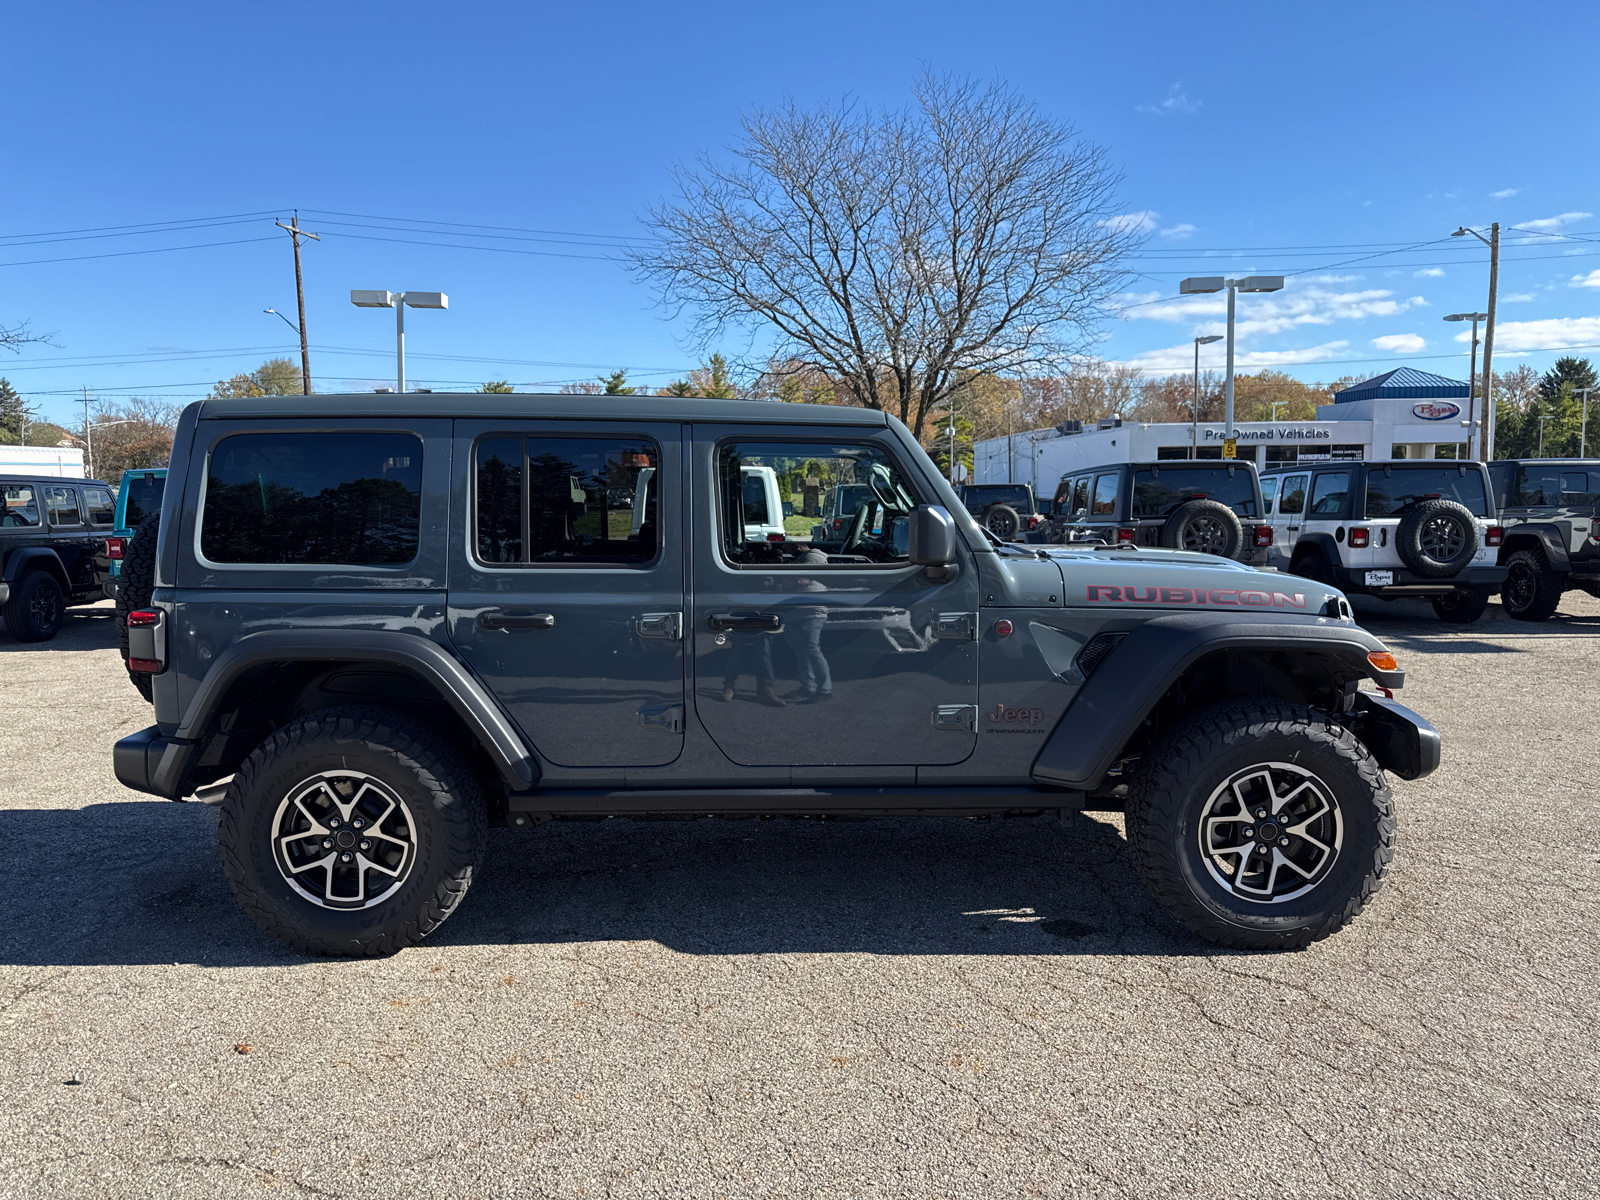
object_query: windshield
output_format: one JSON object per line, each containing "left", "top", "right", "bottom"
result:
{"left": 960, "top": 485, "right": 1033, "bottom": 514}
{"left": 122, "top": 473, "right": 166, "bottom": 529}
{"left": 1364, "top": 467, "right": 1489, "bottom": 517}
{"left": 1131, "top": 467, "right": 1259, "bottom": 518}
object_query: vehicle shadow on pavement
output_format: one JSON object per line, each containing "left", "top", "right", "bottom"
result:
{"left": 0, "top": 804, "right": 1229, "bottom": 966}
{"left": 0, "top": 603, "right": 118, "bottom": 653}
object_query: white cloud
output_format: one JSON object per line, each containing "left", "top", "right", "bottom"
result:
{"left": 1453, "top": 316, "right": 1600, "bottom": 352}
{"left": 1136, "top": 84, "right": 1199, "bottom": 116}
{"left": 1158, "top": 223, "right": 1196, "bottom": 240}
{"left": 1373, "top": 334, "right": 1426, "bottom": 354}
{"left": 1102, "top": 210, "right": 1159, "bottom": 235}
{"left": 1308, "top": 274, "right": 1361, "bottom": 283}
{"left": 1571, "top": 269, "right": 1600, "bottom": 289}
{"left": 1414, "top": 267, "right": 1445, "bottom": 278}
{"left": 1501, "top": 292, "right": 1535, "bottom": 302}
{"left": 1122, "top": 283, "right": 1427, "bottom": 333}
{"left": 1122, "top": 341, "right": 1349, "bottom": 372}
{"left": 1491, "top": 188, "right": 1520, "bottom": 199}
{"left": 1513, "top": 211, "right": 1593, "bottom": 231}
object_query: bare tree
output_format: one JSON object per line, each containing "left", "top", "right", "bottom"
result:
{"left": 1, "top": 319, "right": 54, "bottom": 354}
{"left": 634, "top": 73, "right": 1141, "bottom": 437}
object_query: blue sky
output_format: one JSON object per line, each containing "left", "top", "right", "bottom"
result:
{"left": 6, "top": 1, "right": 1599, "bottom": 427}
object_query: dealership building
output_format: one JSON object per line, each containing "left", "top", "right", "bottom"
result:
{"left": 973, "top": 367, "right": 1477, "bottom": 493}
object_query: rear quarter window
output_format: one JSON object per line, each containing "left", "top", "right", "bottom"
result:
{"left": 200, "top": 432, "right": 423, "bottom": 565}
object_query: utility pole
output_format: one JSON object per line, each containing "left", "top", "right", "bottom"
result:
{"left": 1578, "top": 386, "right": 1595, "bottom": 458}
{"left": 1536, "top": 413, "right": 1552, "bottom": 457}
{"left": 275, "top": 212, "right": 320, "bottom": 394}
{"left": 82, "top": 386, "right": 93, "bottom": 479}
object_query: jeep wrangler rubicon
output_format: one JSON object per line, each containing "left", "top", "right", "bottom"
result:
{"left": 113, "top": 394, "right": 1436, "bottom": 956}
{"left": 1487, "top": 459, "right": 1600, "bottom": 621}
{"left": 1262, "top": 459, "right": 1507, "bottom": 623}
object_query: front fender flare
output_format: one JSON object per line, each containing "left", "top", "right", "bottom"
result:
{"left": 1030, "top": 614, "right": 1400, "bottom": 790}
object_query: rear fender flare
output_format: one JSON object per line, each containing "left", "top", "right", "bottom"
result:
{"left": 170, "top": 629, "right": 538, "bottom": 793}
{"left": 1289, "top": 532, "right": 1341, "bottom": 572}
{"left": 1030, "top": 613, "right": 1401, "bottom": 790}
{"left": 1, "top": 548, "right": 71, "bottom": 592}
{"left": 1499, "top": 524, "right": 1571, "bottom": 572}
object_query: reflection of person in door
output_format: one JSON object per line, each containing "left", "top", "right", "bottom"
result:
{"left": 721, "top": 572, "right": 786, "bottom": 707}
{"left": 787, "top": 545, "right": 832, "bottom": 704}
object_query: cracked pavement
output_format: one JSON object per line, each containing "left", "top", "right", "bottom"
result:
{"left": 0, "top": 596, "right": 1596, "bottom": 1198}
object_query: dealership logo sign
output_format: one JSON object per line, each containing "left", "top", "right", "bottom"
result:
{"left": 1412, "top": 401, "right": 1461, "bottom": 421}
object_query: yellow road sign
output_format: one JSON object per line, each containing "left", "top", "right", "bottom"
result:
{"left": 1222, "top": 438, "right": 1237, "bottom": 459}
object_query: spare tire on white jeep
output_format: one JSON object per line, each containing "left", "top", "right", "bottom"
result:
{"left": 1396, "top": 499, "right": 1478, "bottom": 578}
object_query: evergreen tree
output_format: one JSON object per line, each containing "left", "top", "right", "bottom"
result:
{"left": 600, "top": 370, "right": 634, "bottom": 395}
{"left": 689, "top": 353, "right": 737, "bottom": 399}
{"left": 657, "top": 379, "right": 695, "bottom": 397}
{"left": 0, "top": 378, "right": 26, "bottom": 443}
{"left": 1538, "top": 357, "right": 1596, "bottom": 406}
{"left": 480, "top": 381, "right": 514, "bottom": 393}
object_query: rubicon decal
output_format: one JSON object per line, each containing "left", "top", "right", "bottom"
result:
{"left": 1086, "top": 584, "right": 1307, "bottom": 609}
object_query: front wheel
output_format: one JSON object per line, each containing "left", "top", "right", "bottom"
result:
{"left": 1126, "top": 700, "right": 1395, "bottom": 950}
{"left": 218, "top": 706, "right": 488, "bottom": 956}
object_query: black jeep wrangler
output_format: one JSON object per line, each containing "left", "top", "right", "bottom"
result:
{"left": 955, "top": 483, "right": 1042, "bottom": 542}
{"left": 1488, "top": 459, "right": 1600, "bottom": 621}
{"left": 113, "top": 394, "right": 1435, "bottom": 956}
{"left": 1040, "top": 460, "right": 1272, "bottom": 565}
{"left": 0, "top": 473, "right": 116, "bottom": 641}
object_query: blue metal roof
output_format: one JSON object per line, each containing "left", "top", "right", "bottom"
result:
{"left": 1332, "top": 367, "right": 1469, "bottom": 402}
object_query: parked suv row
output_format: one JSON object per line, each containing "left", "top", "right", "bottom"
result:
{"left": 1262, "top": 460, "right": 1506, "bottom": 623}
{"left": 0, "top": 473, "right": 115, "bottom": 641}
{"left": 1489, "top": 459, "right": 1600, "bottom": 621}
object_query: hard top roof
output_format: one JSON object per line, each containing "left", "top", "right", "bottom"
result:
{"left": 0, "top": 474, "right": 108, "bottom": 485}
{"left": 1057, "top": 460, "right": 1260, "bottom": 478}
{"left": 195, "top": 392, "right": 891, "bottom": 427}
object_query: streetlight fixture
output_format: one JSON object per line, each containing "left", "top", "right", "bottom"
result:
{"left": 351, "top": 290, "right": 449, "bottom": 393}
{"left": 1270, "top": 401, "right": 1288, "bottom": 421}
{"left": 264, "top": 307, "right": 300, "bottom": 335}
{"left": 1191, "top": 335, "right": 1224, "bottom": 458}
{"left": 1179, "top": 275, "right": 1285, "bottom": 457}
{"left": 1444, "top": 312, "right": 1489, "bottom": 459}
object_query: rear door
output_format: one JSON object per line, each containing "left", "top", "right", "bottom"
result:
{"left": 1272, "top": 472, "right": 1310, "bottom": 564}
{"left": 690, "top": 425, "right": 980, "bottom": 769}
{"left": 446, "top": 419, "right": 687, "bottom": 768}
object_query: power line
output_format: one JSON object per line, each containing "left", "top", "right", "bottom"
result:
{"left": 0, "top": 236, "right": 280, "bottom": 269}
{"left": 0, "top": 209, "right": 282, "bottom": 242}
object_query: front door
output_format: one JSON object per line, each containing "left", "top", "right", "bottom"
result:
{"left": 447, "top": 419, "right": 687, "bottom": 768}
{"left": 690, "top": 427, "right": 980, "bottom": 768}
{"left": 1273, "top": 472, "right": 1310, "bottom": 564}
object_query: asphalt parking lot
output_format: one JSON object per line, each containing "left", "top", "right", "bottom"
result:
{"left": 1, "top": 596, "right": 1596, "bottom": 1199}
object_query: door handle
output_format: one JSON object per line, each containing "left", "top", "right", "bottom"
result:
{"left": 478, "top": 610, "right": 555, "bottom": 631}
{"left": 1287, "top": 525, "right": 1300, "bottom": 532}
{"left": 636, "top": 611, "right": 683, "bottom": 640}
{"left": 709, "top": 611, "right": 784, "bottom": 633}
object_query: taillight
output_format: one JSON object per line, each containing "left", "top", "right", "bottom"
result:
{"left": 1115, "top": 527, "right": 1136, "bottom": 544}
{"left": 127, "top": 609, "right": 159, "bottom": 627}
{"left": 105, "top": 537, "right": 125, "bottom": 559}
{"left": 832, "top": 518, "right": 844, "bottom": 531}
{"left": 766, "top": 532, "right": 785, "bottom": 542}
{"left": 127, "top": 609, "right": 161, "bottom": 673}
{"left": 1027, "top": 514, "right": 1041, "bottom": 529}
{"left": 1254, "top": 525, "right": 1274, "bottom": 547}
{"left": 1349, "top": 527, "right": 1370, "bottom": 548}
{"left": 1486, "top": 526, "right": 1503, "bottom": 546}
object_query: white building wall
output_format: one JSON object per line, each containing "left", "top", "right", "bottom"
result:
{"left": 0, "top": 445, "right": 86, "bottom": 477}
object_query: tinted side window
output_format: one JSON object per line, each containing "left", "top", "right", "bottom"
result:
{"left": 1561, "top": 472, "right": 1600, "bottom": 504}
{"left": 1091, "top": 473, "right": 1118, "bottom": 516}
{"left": 1309, "top": 472, "right": 1350, "bottom": 517}
{"left": 1365, "top": 468, "right": 1488, "bottom": 517}
{"left": 85, "top": 487, "right": 115, "bottom": 526}
{"left": 474, "top": 435, "right": 659, "bottom": 565}
{"left": 201, "top": 432, "right": 423, "bottom": 565}
{"left": 2, "top": 484, "right": 40, "bottom": 527}
{"left": 45, "top": 487, "right": 80, "bottom": 526}
{"left": 1278, "top": 475, "right": 1308, "bottom": 516}
{"left": 1070, "top": 477, "right": 1089, "bottom": 516}
{"left": 1261, "top": 477, "right": 1278, "bottom": 515}
{"left": 1131, "top": 468, "right": 1260, "bottom": 519}
{"left": 742, "top": 471, "right": 772, "bottom": 525}
{"left": 123, "top": 474, "right": 165, "bottom": 529}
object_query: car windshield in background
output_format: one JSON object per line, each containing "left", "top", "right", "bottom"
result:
{"left": 961, "top": 485, "right": 1032, "bottom": 513}
{"left": 1131, "top": 467, "right": 1258, "bottom": 519}
{"left": 1510, "top": 465, "right": 1600, "bottom": 506}
{"left": 123, "top": 474, "right": 165, "bottom": 529}
{"left": 1364, "top": 467, "right": 1488, "bottom": 517}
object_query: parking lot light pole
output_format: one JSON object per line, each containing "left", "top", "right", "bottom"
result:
{"left": 1192, "top": 335, "right": 1223, "bottom": 458}
{"left": 1180, "top": 276, "right": 1285, "bottom": 455}
{"left": 1444, "top": 312, "right": 1488, "bottom": 459}
{"left": 1577, "top": 387, "right": 1594, "bottom": 457}
{"left": 351, "top": 291, "right": 449, "bottom": 393}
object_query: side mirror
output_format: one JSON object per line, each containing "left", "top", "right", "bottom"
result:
{"left": 908, "top": 504, "right": 957, "bottom": 566}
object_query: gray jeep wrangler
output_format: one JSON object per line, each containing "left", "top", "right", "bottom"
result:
{"left": 114, "top": 394, "right": 1436, "bottom": 956}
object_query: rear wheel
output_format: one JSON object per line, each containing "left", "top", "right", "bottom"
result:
{"left": 218, "top": 706, "right": 488, "bottom": 956}
{"left": 1501, "top": 547, "right": 1561, "bottom": 622}
{"left": 1126, "top": 699, "right": 1394, "bottom": 950}
{"left": 1431, "top": 586, "right": 1490, "bottom": 623}
{"left": 2, "top": 570, "right": 65, "bottom": 642}
{"left": 1291, "top": 551, "right": 1333, "bottom": 586}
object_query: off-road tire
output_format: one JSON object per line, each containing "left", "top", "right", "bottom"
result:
{"left": 1126, "top": 699, "right": 1395, "bottom": 951}
{"left": 1501, "top": 546, "right": 1561, "bottom": 622}
{"left": 1431, "top": 586, "right": 1491, "bottom": 624}
{"left": 983, "top": 504, "right": 1022, "bottom": 541}
{"left": 1160, "top": 499, "right": 1244, "bottom": 559}
{"left": 1291, "top": 550, "right": 1334, "bottom": 587}
{"left": 2, "top": 570, "right": 66, "bottom": 642}
{"left": 115, "top": 513, "right": 159, "bottom": 701}
{"left": 218, "top": 706, "right": 488, "bottom": 957}
{"left": 1396, "top": 499, "right": 1477, "bottom": 578}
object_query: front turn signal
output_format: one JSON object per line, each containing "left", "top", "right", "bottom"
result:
{"left": 1367, "top": 650, "right": 1399, "bottom": 673}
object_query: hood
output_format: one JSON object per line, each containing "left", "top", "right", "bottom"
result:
{"left": 1038, "top": 547, "right": 1346, "bottom": 616}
